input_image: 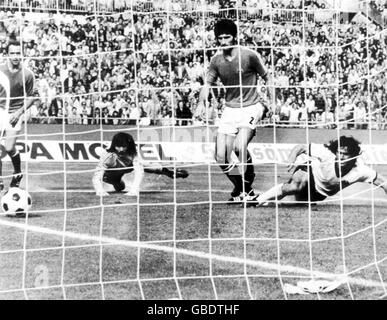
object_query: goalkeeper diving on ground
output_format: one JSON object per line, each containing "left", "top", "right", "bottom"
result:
{"left": 92, "top": 132, "right": 189, "bottom": 196}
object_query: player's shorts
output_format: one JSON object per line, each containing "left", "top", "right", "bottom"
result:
{"left": 0, "top": 108, "right": 27, "bottom": 134}
{"left": 103, "top": 167, "right": 133, "bottom": 183}
{"left": 217, "top": 103, "right": 265, "bottom": 136}
{"left": 103, "top": 170, "right": 130, "bottom": 192}
{"left": 292, "top": 165, "right": 326, "bottom": 202}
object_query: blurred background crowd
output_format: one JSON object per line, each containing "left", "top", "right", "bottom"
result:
{"left": 0, "top": 0, "right": 386, "bottom": 129}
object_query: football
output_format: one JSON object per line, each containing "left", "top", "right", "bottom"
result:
{"left": 1, "top": 187, "right": 32, "bottom": 216}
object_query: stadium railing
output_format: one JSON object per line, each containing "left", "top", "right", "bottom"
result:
{"left": 26, "top": 116, "right": 386, "bottom": 129}
{"left": 27, "top": 116, "right": 214, "bottom": 126}
{"left": 0, "top": 0, "right": 134, "bottom": 13}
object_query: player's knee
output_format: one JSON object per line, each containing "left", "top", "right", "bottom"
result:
{"left": 215, "top": 152, "right": 226, "bottom": 165}
{"left": 282, "top": 181, "right": 303, "bottom": 194}
{"left": 233, "top": 144, "right": 242, "bottom": 155}
{"left": 6, "top": 147, "right": 17, "bottom": 156}
{"left": 113, "top": 181, "right": 125, "bottom": 192}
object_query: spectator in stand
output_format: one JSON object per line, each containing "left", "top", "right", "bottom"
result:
{"left": 0, "top": 2, "right": 386, "bottom": 128}
{"left": 67, "top": 106, "right": 81, "bottom": 125}
{"left": 305, "top": 94, "right": 316, "bottom": 122}
{"left": 321, "top": 106, "right": 335, "bottom": 129}
{"left": 129, "top": 102, "right": 140, "bottom": 123}
{"left": 159, "top": 108, "right": 174, "bottom": 126}
{"left": 343, "top": 96, "right": 355, "bottom": 128}
{"left": 288, "top": 103, "right": 301, "bottom": 126}
{"left": 279, "top": 98, "right": 291, "bottom": 123}
{"left": 175, "top": 100, "right": 192, "bottom": 126}
{"left": 354, "top": 101, "right": 368, "bottom": 129}
{"left": 92, "top": 107, "right": 101, "bottom": 125}
{"left": 314, "top": 90, "right": 326, "bottom": 115}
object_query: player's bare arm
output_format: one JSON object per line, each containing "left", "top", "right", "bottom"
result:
{"left": 262, "top": 72, "right": 275, "bottom": 112}
{"left": 199, "top": 65, "right": 218, "bottom": 107}
{"left": 9, "top": 96, "right": 36, "bottom": 126}
{"left": 373, "top": 173, "right": 387, "bottom": 194}
{"left": 287, "top": 144, "right": 308, "bottom": 172}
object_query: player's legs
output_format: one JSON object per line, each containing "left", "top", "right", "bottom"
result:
{"left": 254, "top": 169, "right": 309, "bottom": 207}
{"left": 103, "top": 172, "right": 126, "bottom": 192}
{"left": 233, "top": 127, "right": 256, "bottom": 196}
{"left": 232, "top": 103, "right": 264, "bottom": 202}
{"left": 4, "top": 130, "right": 22, "bottom": 188}
{"left": 216, "top": 132, "right": 244, "bottom": 198}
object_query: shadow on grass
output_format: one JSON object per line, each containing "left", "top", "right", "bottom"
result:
{"left": 5, "top": 213, "right": 42, "bottom": 219}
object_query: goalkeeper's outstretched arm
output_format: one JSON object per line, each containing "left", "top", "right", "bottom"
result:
{"left": 143, "top": 166, "right": 189, "bottom": 179}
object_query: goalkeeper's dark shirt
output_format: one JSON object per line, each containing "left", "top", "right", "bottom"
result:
{"left": 0, "top": 64, "right": 35, "bottom": 113}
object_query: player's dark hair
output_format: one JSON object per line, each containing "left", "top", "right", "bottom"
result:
{"left": 108, "top": 132, "right": 137, "bottom": 157}
{"left": 325, "top": 136, "right": 361, "bottom": 159}
{"left": 7, "top": 39, "right": 21, "bottom": 52}
{"left": 214, "top": 19, "right": 237, "bottom": 38}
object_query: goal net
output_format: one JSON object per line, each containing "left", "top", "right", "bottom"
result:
{"left": 0, "top": 0, "right": 386, "bottom": 300}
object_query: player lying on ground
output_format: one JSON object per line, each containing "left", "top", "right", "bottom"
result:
{"left": 252, "top": 136, "right": 387, "bottom": 206}
{"left": 92, "top": 132, "right": 189, "bottom": 196}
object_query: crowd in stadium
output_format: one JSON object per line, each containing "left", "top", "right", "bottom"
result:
{"left": 0, "top": 0, "right": 386, "bottom": 129}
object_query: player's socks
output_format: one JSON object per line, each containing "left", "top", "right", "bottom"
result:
{"left": 229, "top": 151, "right": 255, "bottom": 203}
{"left": 220, "top": 163, "right": 243, "bottom": 197}
{"left": 8, "top": 150, "right": 23, "bottom": 188}
{"left": 8, "top": 150, "right": 21, "bottom": 174}
{"left": 242, "top": 152, "right": 255, "bottom": 195}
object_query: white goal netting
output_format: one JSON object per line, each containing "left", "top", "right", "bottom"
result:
{"left": 0, "top": 0, "right": 386, "bottom": 300}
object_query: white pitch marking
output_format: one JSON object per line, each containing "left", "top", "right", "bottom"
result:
{"left": 0, "top": 218, "right": 385, "bottom": 290}
{"left": 26, "top": 187, "right": 387, "bottom": 204}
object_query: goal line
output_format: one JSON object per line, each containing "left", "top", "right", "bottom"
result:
{"left": 0, "top": 217, "right": 385, "bottom": 291}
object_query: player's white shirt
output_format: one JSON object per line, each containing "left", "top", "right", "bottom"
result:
{"left": 309, "top": 144, "right": 377, "bottom": 197}
{"left": 92, "top": 148, "right": 144, "bottom": 194}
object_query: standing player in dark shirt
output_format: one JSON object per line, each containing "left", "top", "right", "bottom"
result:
{"left": 0, "top": 40, "right": 36, "bottom": 192}
{"left": 200, "top": 19, "right": 273, "bottom": 204}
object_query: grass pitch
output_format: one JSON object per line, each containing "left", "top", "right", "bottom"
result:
{"left": 0, "top": 162, "right": 386, "bottom": 300}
